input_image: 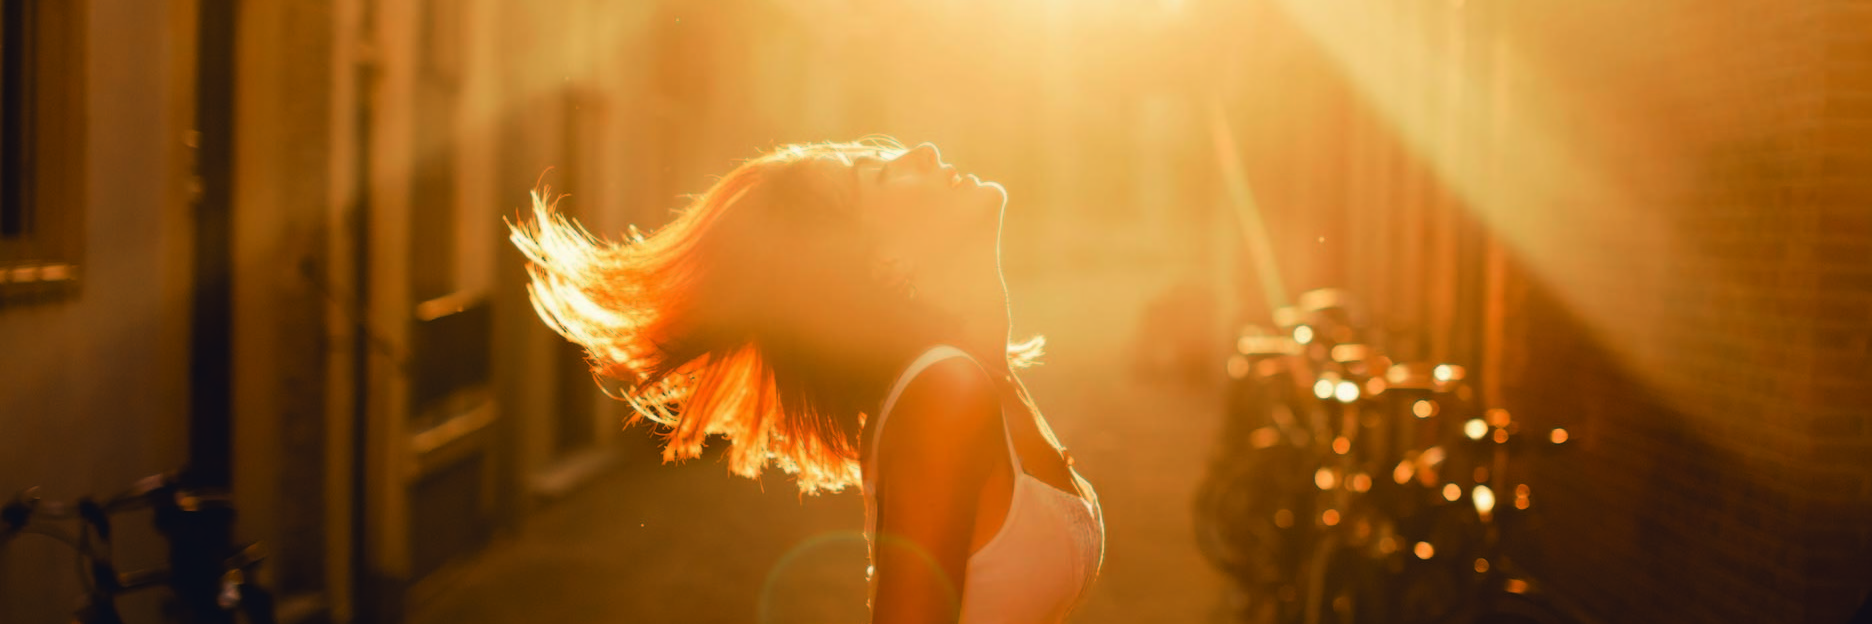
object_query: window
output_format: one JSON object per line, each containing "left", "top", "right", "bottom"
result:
{"left": 0, "top": 0, "right": 84, "bottom": 302}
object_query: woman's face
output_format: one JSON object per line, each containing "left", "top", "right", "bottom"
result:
{"left": 844, "top": 143, "right": 1007, "bottom": 281}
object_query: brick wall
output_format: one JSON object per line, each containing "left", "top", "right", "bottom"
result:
{"left": 1233, "top": 0, "right": 1872, "bottom": 621}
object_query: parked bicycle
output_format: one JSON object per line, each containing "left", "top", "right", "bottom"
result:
{"left": 2, "top": 471, "right": 276, "bottom": 624}
{"left": 1195, "top": 288, "right": 1581, "bottom": 624}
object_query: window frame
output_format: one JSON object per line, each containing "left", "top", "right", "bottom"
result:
{"left": 0, "top": 0, "right": 85, "bottom": 303}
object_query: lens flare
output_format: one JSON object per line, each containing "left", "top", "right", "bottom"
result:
{"left": 1473, "top": 485, "right": 1496, "bottom": 515}
{"left": 1334, "top": 380, "right": 1361, "bottom": 403}
{"left": 1294, "top": 325, "right": 1315, "bottom": 344}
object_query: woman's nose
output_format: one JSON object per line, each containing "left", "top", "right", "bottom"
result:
{"left": 904, "top": 143, "right": 942, "bottom": 169}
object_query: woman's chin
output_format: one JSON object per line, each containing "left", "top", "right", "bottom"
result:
{"left": 976, "top": 180, "right": 1008, "bottom": 211}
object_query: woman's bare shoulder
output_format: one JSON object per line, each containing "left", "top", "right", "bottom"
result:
{"left": 876, "top": 355, "right": 1001, "bottom": 460}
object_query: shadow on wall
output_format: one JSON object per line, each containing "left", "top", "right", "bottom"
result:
{"left": 1508, "top": 276, "right": 1872, "bottom": 623}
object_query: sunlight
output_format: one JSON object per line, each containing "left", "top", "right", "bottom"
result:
{"left": 1267, "top": 0, "right": 1691, "bottom": 409}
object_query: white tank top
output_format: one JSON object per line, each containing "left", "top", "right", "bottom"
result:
{"left": 862, "top": 345, "right": 1106, "bottom": 623}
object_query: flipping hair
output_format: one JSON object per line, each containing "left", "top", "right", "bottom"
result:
{"left": 511, "top": 140, "right": 1041, "bottom": 495}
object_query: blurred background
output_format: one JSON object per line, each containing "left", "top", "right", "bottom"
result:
{"left": 1, "top": 0, "right": 1868, "bottom": 623}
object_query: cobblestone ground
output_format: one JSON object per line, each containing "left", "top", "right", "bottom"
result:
{"left": 410, "top": 263, "right": 1232, "bottom": 624}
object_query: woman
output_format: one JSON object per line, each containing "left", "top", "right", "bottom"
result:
{"left": 510, "top": 139, "right": 1103, "bottom": 623}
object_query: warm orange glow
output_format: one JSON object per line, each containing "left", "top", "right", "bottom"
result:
{"left": 1251, "top": 426, "right": 1282, "bottom": 449}
{"left": 1486, "top": 408, "right": 1511, "bottom": 427}
{"left": 511, "top": 143, "right": 1044, "bottom": 495}
{"left": 1334, "top": 380, "right": 1361, "bottom": 403}
{"left": 1414, "top": 541, "right": 1435, "bottom": 560}
{"left": 1275, "top": 509, "right": 1295, "bottom": 529}
{"left": 1226, "top": 355, "right": 1250, "bottom": 379}
{"left": 1473, "top": 485, "right": 1496, "bottom": 515}
{"left": 1412, "top": 399, "right": 1437, "bottom": 418}
{"left": 1332, "top": 436, "right": 1351, "bottom": 455}
{"left": 1316, "top": 467, "right": 1339, "bottom": 490}
{"left": 1293, "top": 325, "right": 1315, "bottom": 345}
{"left": 1322, "top": 509, "right": 1341, "bottom": 526}
{"left": 1505, "top": 579, "right": 1530, "bottom": 594}
{"left": 1492, "top": 429, "right": 1510, "bottom": 444}
{"left": 1264, "top": 0, "right": 1692, "bottom": 435}
{"left": 1551, "top": 427, "right": 1570, "bottom": 444}
{"left": 1394, "top": 460, "right": 1415, "bottom": 485}
{"left": 1464, "top": 419, "right": 1488, "bottom": 440}
{"left": 1350, "top": 473, "right": 1371, "bottom": 493}
{"left": 1433, "top": 364, "right": 1456, "bottom": 382}
{"left": 1314, "top": 378, "right": 1335, "bottom": 400}
{"left": 1475, "top": 558, "right": 1490, "bottom": 573}
{"left": 1442, "top": 483, "right": 1461, "bottom": 502}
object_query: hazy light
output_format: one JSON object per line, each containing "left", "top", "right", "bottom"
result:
{"left": 1332, "top": 436, "right": 1351, "bottom": 455}
{"left": 1251, "top": 426, "right": 1282, "bottom": 449}
{"left": 1433, "top": 364, "right": 1455, "bottom": 382}
{"left": 1486, "top": 408, "right": 1511, "bottom": 427}
{"left": 1473, "top": 466, "right": 1489, "bottom": 483}
{"left": 1473, "top": 485, "right": 1496, "bottom": 515}
{"left": 1208, "top": 99, "right": 1292, "bottom": 313}
{"left": 1226, "top": 355, "right": 1250, "bottom": 379}
{"left": 1414, "top": 541, "right": 1435, "bottom": 560}
{"left": 1379, "top": 536, "right": 1397, "bottom": 554}
{"left": 1394, "top": 461, "right": 1414, "bottom": 484}
{"left": 1505, "top": 579, "right": 1530, "bottom": 594}
{"left": 1464, "top": 419, "right": 1488, "bottom": 440}
{"left": 1366, "top": 377, "right": 1387, "bottom": 395}
{"left": 1334, "top": 380, "right": 1361, "bottom": 403}
{"left": 1475, "top": 558, "right": 1490, "bottom": 573}
{"left": 1265, "top": 0, "right": 1687, "bottom": 432}
{"left": 1420, "top": 447, "right": 1445, "bottom": 466}
{"left": 1413, "top": 400, "right": 1436, "bottom": 418}
{"left": 1314, "top": 378, "right": 1335, "bottom": 400}
{"left": 1493, "top": 428, "right": 1510, "bottom": 444}
{"left": 1275, "top": 509, "right": 1294, "bottom": 528}
{"left": 1322, "top": 509, "right": 1341, "bottom": 526}
{"left": 1294, "top": 325, "right": 1315, "bottom": 345}
{"left": 1442, "top": 483, "right": 1460, "bottom": 502}
{"left": 1316, "top": 467, "right": 1339, "bottom": 490}
{"left": 1350, "top": 473, "right": 1372, "bottom": 492}
{"left": 1551, "top": 428, "right": 1569, "bottom": 444}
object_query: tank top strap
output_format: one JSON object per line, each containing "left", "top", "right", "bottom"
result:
{"left": 864, "top": 345, "right": 1021, "bottom": 489}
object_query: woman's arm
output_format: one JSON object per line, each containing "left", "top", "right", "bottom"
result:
{"left": 870, "top": 357, "right": 1002, "bottom": 623}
